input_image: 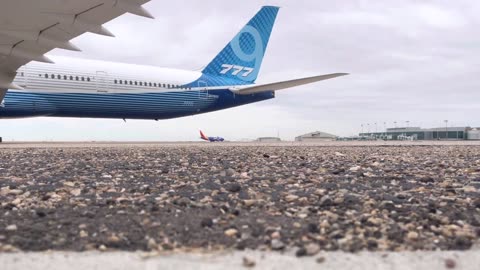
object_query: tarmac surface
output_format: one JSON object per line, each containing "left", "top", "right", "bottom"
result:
{"left": 2, "top": 250, "right": 480, "bottom": 270}
{"left": 0, "top": 141, "right": 479, "bottom": 268}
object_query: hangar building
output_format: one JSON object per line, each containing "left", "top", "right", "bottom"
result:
{"left": 256, "top": 137, "right": 281, "bottom": 142}
{"left": 295, "top": 131, "right": 338, "bottom": 142}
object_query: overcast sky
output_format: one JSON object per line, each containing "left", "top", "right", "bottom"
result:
{"left": 1, "top": 0, "right": 480, "bottom": 141}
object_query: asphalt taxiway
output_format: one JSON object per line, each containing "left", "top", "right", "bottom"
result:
{"left": 0, "top": 141, "right": 479, "bottom": 268}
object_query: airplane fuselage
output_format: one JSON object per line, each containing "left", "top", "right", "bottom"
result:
{"left": 208, "top": 137, "right": 225, "bottom": 142}
{"left": 0, "top": 56, "right": 274, "bottom": 120}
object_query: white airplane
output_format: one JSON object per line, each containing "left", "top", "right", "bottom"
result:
{"left": 0, "top": 1, "right": 347, "bottom": 124}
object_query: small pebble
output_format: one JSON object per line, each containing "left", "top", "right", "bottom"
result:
{"left": 445, "top": 258, "right": 456, "bottom": 269}
{"left": 242, "top": 257, "right": 256, "bottom": 268}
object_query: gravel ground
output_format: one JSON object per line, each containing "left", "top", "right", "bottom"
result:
{"left": 0, "top": 143, "right": 479, "bottom": 254}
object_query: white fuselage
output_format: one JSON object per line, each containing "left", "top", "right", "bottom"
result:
{"left": 0, "top": 56, "right": 274, "bottom": 120}
{"left": 14, "top": 56, "right": 204, "bottom": 94}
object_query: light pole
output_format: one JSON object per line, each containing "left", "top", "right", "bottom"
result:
{"left": 444, "top": 120, "right": 448, "bottom": 140}
{"left": 394, "top": 121, "right": 397, "bottom": 128}
{"left": 406, "top": 121, "right": 410, "bottom": 128}
{"left": 367, "top": 123, "right": 370, "bottom": 133}
{"left": 361, "top": 124, "right": 364, "bottom": 134}
{"left": 384, "top": 122, "right": 387, "bottom": 140}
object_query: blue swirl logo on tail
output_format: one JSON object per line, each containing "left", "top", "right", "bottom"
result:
{"left": 226, "top": 26, "right": 264, "bottom": 81}
{"left": 201, "top": 6, "right": 279, "bottom": 85}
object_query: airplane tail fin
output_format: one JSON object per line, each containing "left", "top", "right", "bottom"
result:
{"left": 200, "top": 130, "right": 209, "bottom": 141}
{"left": 202, "top": 6, "right": 280, "bottom": 84}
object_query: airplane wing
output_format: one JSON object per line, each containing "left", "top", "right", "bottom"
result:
{"left": 0, "top": 88, "right": 6, "bottom": 106}
{"left": 229, "top": 73, "right": 348, "bottom": 95}
{"left": 0, "top": 0, "right": 154, "bottom": 102}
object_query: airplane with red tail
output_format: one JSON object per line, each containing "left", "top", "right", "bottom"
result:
{"left": 200, "top": 130, "right": 225, "bottom": 142}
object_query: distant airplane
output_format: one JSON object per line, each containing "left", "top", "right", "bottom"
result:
{"left": 200, "top": 130, "right": 225, "bottom": 142}
{"left": 0, "top": 3, "right": 348, "bottom": 123}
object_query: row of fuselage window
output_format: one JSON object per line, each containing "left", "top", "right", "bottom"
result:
{"left": 41, "top": 73, "right": 92, "bottom": 82}
{"left": 113, "top": 79, "right": 191, "bottom": 90}
{"left": 40, "top": 73, "right": 192, "bottom": 90}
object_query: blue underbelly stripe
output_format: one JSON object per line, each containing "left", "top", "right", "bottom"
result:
{"left": 0, "top": 89, "right": 274, "bottom": 119}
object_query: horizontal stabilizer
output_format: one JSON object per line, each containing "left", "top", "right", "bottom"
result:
{"left": 230, "top": 73, "right": 348, "bottom": 95}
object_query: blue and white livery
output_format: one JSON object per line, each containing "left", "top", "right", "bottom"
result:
{"left": 0, "top": 3, "right": 348, "bottom": 122}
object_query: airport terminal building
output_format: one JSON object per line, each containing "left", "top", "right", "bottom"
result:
{"left": 360, "top": 127, "right": 480, "bottom": 140}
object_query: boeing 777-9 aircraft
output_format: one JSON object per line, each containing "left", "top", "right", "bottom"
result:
{"left": 0, "top": 1, "right": 347, "bottom": 125}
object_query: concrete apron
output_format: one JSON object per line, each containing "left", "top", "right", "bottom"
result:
{"left": 1, "top": 250, "right": 479, "bottom": 270}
